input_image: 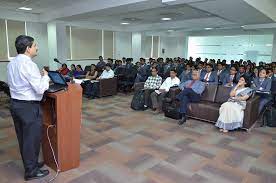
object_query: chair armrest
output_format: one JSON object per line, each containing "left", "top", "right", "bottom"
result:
{"left": 134, "top": 82, "right": 145, "bottom": 92}
{"left": 243, "top": 96, "right": 260, "bottom": 129}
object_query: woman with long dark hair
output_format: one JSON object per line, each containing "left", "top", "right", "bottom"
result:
{"left": 216, "top": 75, "right": 253, "bottom": 133}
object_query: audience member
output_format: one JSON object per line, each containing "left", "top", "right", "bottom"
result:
{"left": 107, "top": 58, "right": 114, "bottom": 70}
{"left": 150, "top": 69, "right": 180, "bottom": 113}
{"left": 237, "top": 65, "right": 245, "bottom": 80}
{"left": 85, "top": 64, "right": 98, "bottom": 80}
{"left": 176, "top": 70, "right": 205, "bottom": 125}
{"left": 97, "top": 63, "right": 114, "bottom": 80}
{"left": 179, "top": 64, "right": 192, "bottom": 83}
{"left": 252, "top": 68, "right": 272, "bottom": 113}
{"left": 215, "top": 76, "right": 253, "bottom": 133}
{"left": 216, "top": 62, "right": 228, "bottom": 84}
{"left": 223, "top": 66, "right": 238, "bottom": 87}
{"left": 272, "top": 67, "right": 276, "bottom": 81}
{"left": 68, "top": 64, "right": 76, "bottom": 77}
{"left": 201, "top": 63, "right": 218, "bottom": 84}
{"left": 197, "top": 61, "right": 206, "bottom": 79}
{"left": 143, "top": 67, "right": 162, "bottom": 108}
{"left": 96, "top": 56, "right": 106, "bottom": 71}
{"left": 135, "top": 58, "right": 149, "bottom": 83}
{"left": 73, "top": 65, "right": 86, "bottom": 78}
{"left": 57, "top": 63, "right": 70, "bottom": 75}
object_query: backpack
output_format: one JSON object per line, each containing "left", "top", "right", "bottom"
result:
{"left": 131, "top": 90, "right": 145, "bottom": 111}
{"left": 163, "top": 86, "right": 181, "bottom": 120}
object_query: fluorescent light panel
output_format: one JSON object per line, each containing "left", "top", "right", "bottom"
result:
{"left": 18, "top": 7, "right": 32, "bottom": 11}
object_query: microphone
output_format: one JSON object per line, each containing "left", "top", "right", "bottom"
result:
{"left": 54, "top": 58, "right": 62, "bottom": 65}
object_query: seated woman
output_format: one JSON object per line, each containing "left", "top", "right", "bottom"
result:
{"left": 57, "top": 63, "right": 70, "bottom": 75}
{"left": 68, "top": 64, "right": 76, "bottom": 77}
{"left": 215, "top": 75, "right": 253, "bottom": 133}
{"left": 73, "top": 65, "right": 86, "bottom": 78}
{"left": 252, "top": 68, "right": 272, "bottom": 114}
{"left": 85, "top": 64, "right": 98, "bottom": 80}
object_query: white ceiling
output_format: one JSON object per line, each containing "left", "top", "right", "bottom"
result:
{"left": 0, "top": 0, "right": 275, "bottom": 33}
{"left": 0, "top": 0, "right": 77, "bottom": 14}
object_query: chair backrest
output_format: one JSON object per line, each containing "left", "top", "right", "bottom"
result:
{"left": 84, "top": 65, "right": 91, "bottom": 73}
{"left": 214, "top": 85, "right": 232, "bottom": 104}
{"left": 201, "top": 84, "right": 218, "bottom": 102}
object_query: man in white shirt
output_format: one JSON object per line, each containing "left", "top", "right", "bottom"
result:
{"left": 7, "top": 35, "right": 50, "bottom": 181}
{"left": 88, "top": 63, "right": 114, "bottom": 99}
{"left": 150, "top": 69, "right": 180, "bottom": 113}
{"left": 97, "top": 63, "right": 115, "bottom": 80}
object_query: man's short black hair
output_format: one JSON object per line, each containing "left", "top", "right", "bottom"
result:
{"left": 106, "top": 63, "right": 112, "bottom": 68}
{"left": 206, "top": 63, "right": 213, "bottom": 68}
{"left": 15, "top": 35, "right": 34, "bottom": 54}
{"left": 170, "top": 68, "right": 177, "bottom": 73}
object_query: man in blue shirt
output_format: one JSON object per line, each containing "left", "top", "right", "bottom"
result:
{"left": 176, "top": 70, "right": 205, "bottom": 125}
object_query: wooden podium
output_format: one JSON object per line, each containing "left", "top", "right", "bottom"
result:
{"left": 41, "top": 83, "right": 82, "bottom": 172}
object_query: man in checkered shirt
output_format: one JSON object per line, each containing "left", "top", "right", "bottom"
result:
{"left": 143, "top": 67, "right": 162, "bottom": 108}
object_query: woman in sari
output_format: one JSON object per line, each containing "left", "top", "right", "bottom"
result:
{"left": 215, "top": 75, "right": 253, "bottom": 133}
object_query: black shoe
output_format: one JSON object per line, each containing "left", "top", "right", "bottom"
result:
{"left": 24, "top": 169, "right": 49, "bottom": 181}
{"left": 178, "top": 116, "right": 186, "bottom": 125}
{"left": 38, "top": 162, "right": 44, "bottom": 169}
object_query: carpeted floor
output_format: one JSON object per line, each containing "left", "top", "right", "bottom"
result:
{"left": 0, "top": 93, "right": 276, "bottom": 183}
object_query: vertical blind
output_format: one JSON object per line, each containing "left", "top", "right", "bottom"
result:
{"left": 152, "top": 36, "right": 159, "bottom": 58}
{"left": 104, "top": 31, "right": 114, "bottom": 59}
{"left": 71, "top": 27, "right": 102, "bottom": 59}
{"left": 67, "top": 27, "right": 115, "bottom": 60}
{"left": 7, "top": 20, "right": 25, "bottom": 57}
{"left": 0, "top": 19, "right": 7, "bottom": 60}
{"left": 144, "top": 36, "right": 152, "bottom": 58}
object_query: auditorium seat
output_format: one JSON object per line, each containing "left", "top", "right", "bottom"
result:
{"left": 97, "top": 77, "right": 118, "bottom": 97}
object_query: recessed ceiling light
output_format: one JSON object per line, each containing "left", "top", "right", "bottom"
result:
{"left": 18, "top": 7, "right": 32, "bottom": 11}
{"left": 161, "top": 17, "right": 172, "bottom": 21}
{"left": 266, "top": 44, "right": 272, "bottom": 47}
{"left": 241, "top": 25, "right": 245, "bottom": 28}
{"left": 121, "top": 22, "right": 130, "bottom": 25}
{"left": 168, "top": 30, "right": 174, "bottom": 32}
{"left": 204, "top": 27, "right": 213, "bottom": 30}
